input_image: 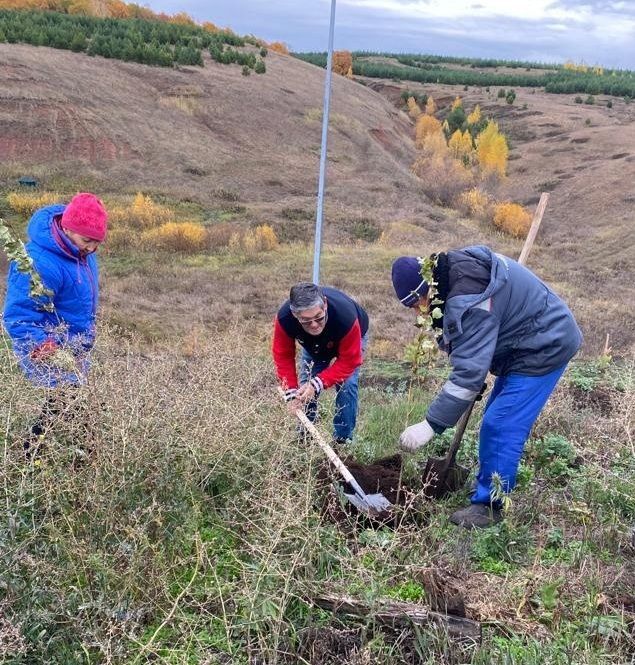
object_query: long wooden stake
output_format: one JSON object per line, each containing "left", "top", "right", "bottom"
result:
{"left": 518, "top": 192, "right": 549, "bottom": 266}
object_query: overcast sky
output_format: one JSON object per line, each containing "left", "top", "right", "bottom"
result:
{"left": 144, "top": 0, "right": 635, "bottom": 69}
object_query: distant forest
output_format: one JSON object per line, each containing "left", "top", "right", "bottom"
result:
{"left": 295, "top": 52, "right": 635, "bottom": 98}
{"left": 0, "top": 9, "right": 268, "bottom": 71}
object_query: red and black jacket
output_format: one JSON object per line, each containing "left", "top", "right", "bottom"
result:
{"left": 272, "top": 287, "right": 369, "bottom": 390}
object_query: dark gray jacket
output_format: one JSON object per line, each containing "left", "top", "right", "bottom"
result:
{"left": 427, "top": 246, "right": 582, "bottom": 432}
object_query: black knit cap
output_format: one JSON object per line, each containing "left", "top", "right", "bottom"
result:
{"left": 391, "top": 256, "right": 429, "bottom": 307}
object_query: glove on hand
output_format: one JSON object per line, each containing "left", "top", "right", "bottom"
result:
{"left": 399, "top": 420, "right": 435, "bottom": 452}
{"left": 283, "top": 388, "right": 298, "bottom": 403}
{"left": 309, "top": 376, "right": 323, "bottom": 395}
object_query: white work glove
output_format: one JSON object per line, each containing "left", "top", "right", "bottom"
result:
{"left": 399, "top": 420, "right": 435, "bottom": 452}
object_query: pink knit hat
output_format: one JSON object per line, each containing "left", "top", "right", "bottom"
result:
{"left": 61, "top": 193, "right": 108, "bottom": 242}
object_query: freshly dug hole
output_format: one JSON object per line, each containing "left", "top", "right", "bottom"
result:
{"left": 341, "top": 454, "right": 405, "bottom": 506}
{"left": 317, "top": 454, "right": 422, "bottom": 525}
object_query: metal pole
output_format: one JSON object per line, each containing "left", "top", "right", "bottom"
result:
{"left": 312, "top": 0, "right": 337, "bottom": 285}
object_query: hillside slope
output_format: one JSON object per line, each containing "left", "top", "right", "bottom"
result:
{"left": 0, "top": 44, "right": 421, "bottom": 215}
{"left": 0, "top": 44, "right": 634, "bottom": 352}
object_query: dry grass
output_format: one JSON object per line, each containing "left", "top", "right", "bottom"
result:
{"left": 142, "top": 221, "right": 208, "bottom": 252}
{"left": 0, "top": 327, "right": 632, "bottom": 663}
{"left": 6, "top": 191, "right": 63, "bottom": 217}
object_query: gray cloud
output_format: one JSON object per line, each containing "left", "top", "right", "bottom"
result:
{"left": 144, "top": 0, "right": 635, "bottom": 68}
{"left": 546, "top": 0, "right": 635, "bottom": 17}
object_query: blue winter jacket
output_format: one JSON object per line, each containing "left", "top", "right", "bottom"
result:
{"left": 3, "top": 205, "right": 99, "bottom": 386}
{"left": 426, "top": 246, "right": 582, "bottom": 432}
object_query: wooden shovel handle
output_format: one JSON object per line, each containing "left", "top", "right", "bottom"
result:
{"left": 277, "top": 387, "right": 369, "bottom": 499}
{"left": 518, "top": 192, "right": 549, "bottom": 267}
{"left": 442, "top": 399, "right": 477, "bottom": 470}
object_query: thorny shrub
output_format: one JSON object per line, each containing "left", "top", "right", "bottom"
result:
{"left": 412, "top": 153, "right": 473, "bottom": 206}
{"left": 0, "top": 331, "right": 633, "bottom": 663}
{"left": 457, "top": 188, "right": 491, "bottom": 219}
{"left": 229, "top": 224, "right": 279, "bottom": 254}
{"left": 492, "top": 202, "right": 532, "bottom": 237}
{"left": 108, "top": 193, "right": 172, "bottom": 230}
{"left": 142, "top": 221, "right": 208, "bottom": 252}
{"left": 7, "top": 191, "right": 63, "bottom": 217}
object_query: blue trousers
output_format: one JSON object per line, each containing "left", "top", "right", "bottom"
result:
{"left": 299, "top": 334, "right": 368, "bottom": 440}
{"left": 472, "top": 364, "right": 567, "bottom": 505}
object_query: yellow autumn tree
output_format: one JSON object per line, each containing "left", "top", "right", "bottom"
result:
{"left": 564, "top": 60, "right": 588, "bottom": 73}
{"left": 201, "top": 21, "right": 219, "bottom": 33}
{"left": 168, "top": 11, "right": 196, "bottom": 25}
{"left": 451, "top": 96, "right": 463, "bottom": 111}
{"left": 66, "top": 0, "right": 93, "bottom": 15}
{"left": 415, "top": 114, "right": 442, "bottom": 147}
{"left": 448, "top": 129, "right": 473, "bottom": 160}
{"left": 332, "top": 50, "right": 353, "bottom": 75}
{"left": 407, "top": 96, "right": 422, "bottom": 120}
{"left": 425, "top": 95, "right": 437, "bottom": 115}
{"left": 476, "top": 121, "right": 508, "bottom": 178}
{"left": 419, "top": 130, "right": 448, "bottom": 159}
{"left": 105, "top": 0, "right": 129, "bottom": 17}
{"left": 346, "top": 66, "right": 354, "bottom": 79}
{"left": 467, "top": 105, "right": 481, "bottom": 125}
{"left": 269, "top": 42, "right": 290, "bottom": 55}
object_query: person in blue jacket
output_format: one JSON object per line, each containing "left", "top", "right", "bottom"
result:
{"left": 392, "top": 246, "right": 582, "bottom": 528}
{"left": 3, "top": 193, "right": 108, "bottom": 452}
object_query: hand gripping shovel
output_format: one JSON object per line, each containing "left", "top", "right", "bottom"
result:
{"left": 279, "top": 389, "right": 392, "bottom": 516}
{"left": 422, "top": 398, "right": 476, "bottom": 499}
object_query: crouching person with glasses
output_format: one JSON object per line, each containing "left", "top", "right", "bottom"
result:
{"left": 272, "top": 282, "right": 369, "bottom": 445}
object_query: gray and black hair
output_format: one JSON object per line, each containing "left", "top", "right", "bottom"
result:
{"left": 289, "top": 282, "right": 325, "bottom": 313}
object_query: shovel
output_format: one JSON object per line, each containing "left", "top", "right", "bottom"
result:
{"left": 279, "top": 389, "right": 392, "bottom": 516}
{"left": 422, "top": 399, "right": 476, "bottom": 499}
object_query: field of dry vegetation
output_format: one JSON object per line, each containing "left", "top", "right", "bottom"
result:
{"left": 0, "top": 38, "right": 634, "bottom": 664}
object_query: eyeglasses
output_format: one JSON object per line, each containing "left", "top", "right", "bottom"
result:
{"left": 296, "top": 312, "right": 327, "bottom": 326}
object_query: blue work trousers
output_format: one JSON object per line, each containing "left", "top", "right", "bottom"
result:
{"left": 472, "top": 364, "right": 567, "bottom": 506}
{"left": 299, "top": 333, "right": 368, "bottom": 440}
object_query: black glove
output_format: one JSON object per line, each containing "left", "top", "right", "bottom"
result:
{"left": 475, "top": 382, "right": 488, "bottom": 401}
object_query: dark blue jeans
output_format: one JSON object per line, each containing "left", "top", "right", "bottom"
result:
{"left": 299, "top": 333, "right": 368, "bottom": 440}
{"left": 472, "top": 364, "right": 567, "bottom": 505}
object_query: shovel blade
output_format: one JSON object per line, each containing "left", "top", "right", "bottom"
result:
{"left": 422, "top": 457, "right": 470, "bottom": 499}
{"left": 344, "top": 491, "right": 393, "bottom": 516}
